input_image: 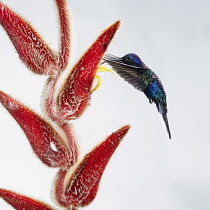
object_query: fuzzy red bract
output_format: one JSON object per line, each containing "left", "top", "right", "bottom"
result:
{"left": 64, "top": 125, "right": 130, "bottom": 207}
{"left": 0, "top": 90, "right": 77, "bottom": 168}
{"left": 44, "top": 21, "right": 120, "bottom": 123}
{"left": 0, "top": 3, "right": 58, "bottom": 75}
{"left": 54, "top": 125, "right": 130, "bottom": 207}
{"left": 0, "top": 188, "right": 56, "bottom": 210}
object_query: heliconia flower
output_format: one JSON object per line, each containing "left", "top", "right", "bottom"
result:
{"left": 0, "top": 0, "right": 71, "bottom": 75}
{"left": 43, "top": 20, "right": 121, "bottom": 123}
{"left": 54, "top": 125, "right": 130, "bottom": 208}
{"left": 0, "top": 188, "right": 56, "bottom": 210}
{"left": 0, "top": 90, "right": 78, "bottom": 168}
{"left": 0, "top": 0, "right": 130, "bottom": 209}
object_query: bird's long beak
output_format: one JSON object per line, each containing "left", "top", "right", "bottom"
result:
{"left": 102, "top": 54, "right": 122, "bottom": 63}
{"left": 102, "top": 54, "right": 127, "bottom": 70}
{"left": 102, "top": 54, "right": 140, "bottom": 73}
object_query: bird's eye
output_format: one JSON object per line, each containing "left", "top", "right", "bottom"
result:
{"left": 125, "top": 56, "right": 134, "bottom": 64}
{"left": 122, "top": 53, "right": 142, "bottom": 67}
{"left": 123, "top": 55, "right": 134, "bottom": 63}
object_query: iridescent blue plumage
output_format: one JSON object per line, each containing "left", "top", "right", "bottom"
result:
{"left": 103, "top": 53, "right": 171, "bottom": 139}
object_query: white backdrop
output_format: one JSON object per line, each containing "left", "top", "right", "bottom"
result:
{"left": 0, "top": 0, "right": 210, "bottom": 209}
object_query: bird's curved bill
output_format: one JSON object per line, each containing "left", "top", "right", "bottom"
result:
{"left": 102, "top": 54, "right": 122, "bottom": 64}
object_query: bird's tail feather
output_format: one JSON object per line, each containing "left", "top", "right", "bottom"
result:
{"left": 157, "top": 103, "right": 171, "bottom": 139}
{"left": 162, "top": 112, "right": 171, "bottom": 139}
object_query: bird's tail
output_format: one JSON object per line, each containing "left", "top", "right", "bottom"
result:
{"left": 157, "top": 103, "right": 171, "bottom": 139}
{"left": 162, "top": 112, "right": 171, "bottom": 139}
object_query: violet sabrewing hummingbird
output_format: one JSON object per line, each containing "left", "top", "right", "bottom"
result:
{"left": 103, "top": 53, "right": 171, "bottom": 139}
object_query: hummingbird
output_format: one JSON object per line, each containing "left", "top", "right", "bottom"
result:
{"left": 102, "top": 53, "right": 171, "bottom": 139}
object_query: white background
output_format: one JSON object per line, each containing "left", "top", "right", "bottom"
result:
{"left": 0, "top": 0, "right": 210, "bottom": 209}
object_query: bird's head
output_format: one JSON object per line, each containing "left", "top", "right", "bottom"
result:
{"left": 122, "top": 53, "right": 144, "bottom": 67}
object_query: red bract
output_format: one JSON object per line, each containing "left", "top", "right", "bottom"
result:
{"left": 0, "top": 0, "right": 130, "bottom": 209}
{"left": 44, "top": 21, "right": 120, "bottom": 123}
{"left": 0, "top": 90, "right": 78, "bottom": 168}
{"left": 0, "top": 3, "right": 58, "bottom": 75}
{"left": 54, "top": 125, "right": 130, "bottom": 208}
{"left": 0, "top": 188, "right": 56, "bottom": 210}
{"left": 0, "top": 0, "right": 70, "bottom": 75}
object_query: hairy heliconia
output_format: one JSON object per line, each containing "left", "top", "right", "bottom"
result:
{"left": 0, "top": 0, "right": 130, "bottom": 209}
